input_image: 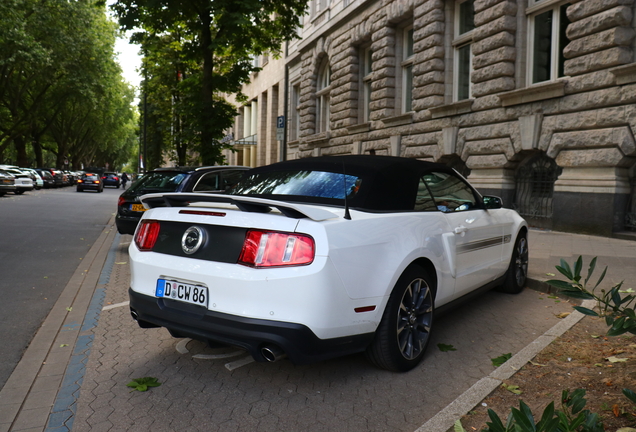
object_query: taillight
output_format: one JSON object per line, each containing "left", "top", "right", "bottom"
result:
{"left": 78, "top": 180, "right": 83, "bottom": 183}
{"left": 238, "top": 230, "right": 315, "bottom": 268}
{"left": 117, "top": 196, "right": 125, "bottom": 207}
{"left": 134, "top": 220, "right": 160, "bottom": 251}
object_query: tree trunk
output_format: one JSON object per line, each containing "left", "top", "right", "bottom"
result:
{"left": 199, "top": 9, "right": 220, "bottom": 166}
{"left": 32, "top": 139, "right": 43, "bottom": 167}
{"left": 15, "top": 136, "right": 29, "bottom": 167}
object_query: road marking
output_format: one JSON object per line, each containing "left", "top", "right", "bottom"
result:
{"left": 176, "top": 338, "right": 251, "bottom": 367}
{"left": 225, "top": 356, "right": 255, "bottom": 371}
{"left": 102, "top": 301, "right": 130, "bottom": 311}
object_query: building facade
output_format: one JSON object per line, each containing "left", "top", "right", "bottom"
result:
{"left": 225, "top": 0, "right": 636, "bottom": 237}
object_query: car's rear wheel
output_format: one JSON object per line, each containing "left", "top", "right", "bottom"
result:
{"left": 498, "top": 232, "right": 528, "bottom": 294}
{"left": 366, "top": 265, "right": 434, "bottom": 372}
{"left": 77, "top": 188, "right": 82, "bottom": 192}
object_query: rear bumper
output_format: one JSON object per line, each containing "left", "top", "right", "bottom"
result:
{"left": 115, "top": 213, "right": 139, "bottom": 235}
{"left": 129, "top": 288, "right": 374, "bottom": 364}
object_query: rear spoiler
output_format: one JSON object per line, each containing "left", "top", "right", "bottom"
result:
{"left": 140, "top": 193, "right": 340, "bottom": 222}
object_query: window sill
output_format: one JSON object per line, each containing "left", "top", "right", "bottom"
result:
{"left": 498, "top": 81, "right": 565, "bottom": 107}
{"left": 305, "top": 131, "right": 331, "bottom": 145}
{"left": 288, "top": 139, "right": 300, "bottom": 147}
{"left": 347, "top": 122, "right": 370, "bottom": 134}
{"left": 610, "top": 63, "right": 636, "bottom": 85}
{"left": 429, "top": 100, "right": 473, "bottom": 119}
{"left": 381, "top": 112, "right": 413, "bottom": 127}
{"left": 310, "top": 8, "right": 330, "bottom": 25}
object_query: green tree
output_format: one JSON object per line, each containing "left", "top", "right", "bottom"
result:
{"left": 0, "top": 0, "right": 137, "bottom": 169}
{"left": 113, "top": 0, "right": 307, "bottom": 165}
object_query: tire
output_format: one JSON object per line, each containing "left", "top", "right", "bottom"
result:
{"left": 499, "top": 232, "right": 529, "bottom": 294}
{"left": 366, "top": 265, "right": 434, "bottom": 372}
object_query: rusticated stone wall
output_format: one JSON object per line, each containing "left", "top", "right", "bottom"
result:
{"left": 275, "top": 0, "right": 636, "bottom": 235}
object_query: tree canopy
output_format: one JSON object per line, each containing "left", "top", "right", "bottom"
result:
{"left": 113, "top": 0, "right": 308, "bottom": 167}
{"left": 0, "top": 0, "right": 137, "bottom": 170}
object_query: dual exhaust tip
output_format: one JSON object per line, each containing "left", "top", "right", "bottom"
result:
{"left": 131, "top": 308, "right": 286, "bottom": 363}
{"left": 261, "top": 344, "right": 286, "bottom": 362}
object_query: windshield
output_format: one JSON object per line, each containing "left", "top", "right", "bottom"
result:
{"left": 231, "top": 170, "right": 361, "bottom": 200}
{"left": 129, "top": 171, "right": 187, "bottom": 193}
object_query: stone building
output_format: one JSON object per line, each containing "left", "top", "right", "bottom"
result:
{"left": 224, "top": 0, "right": 636, "bottom": 238}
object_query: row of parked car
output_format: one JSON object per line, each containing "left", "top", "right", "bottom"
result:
{"left": 0, "top": 165, "right": 126, "bottom": 196}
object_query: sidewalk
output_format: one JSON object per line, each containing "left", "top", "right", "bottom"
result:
{"left": 1, "top": 226, "right": 635, "bottom": 432}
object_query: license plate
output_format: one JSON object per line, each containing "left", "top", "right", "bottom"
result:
{"left": 156, "top": 279, "right": 208, "bottom": 307}
{"left": 131, "top": 203, "right": 146, "bottom": 212}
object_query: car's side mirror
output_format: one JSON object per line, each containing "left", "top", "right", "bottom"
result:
{"left": 483, "top": 195, "right": 503, "bottom": 209}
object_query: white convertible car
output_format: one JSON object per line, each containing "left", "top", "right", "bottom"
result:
{"left": 129, "top": 155, "right": 528, "bottom": 371}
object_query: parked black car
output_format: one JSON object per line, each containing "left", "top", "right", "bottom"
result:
{"left": 76, "top": 172, "right": 104, "bottom": 193}
{"left": 102, "top": 172, "right": 121, "bottom": 188}
{"left": 116, "top": 166, "right": 249, "bottom": 235}
{"left": 34, "top": 169, "right": 56, "bottom": 188}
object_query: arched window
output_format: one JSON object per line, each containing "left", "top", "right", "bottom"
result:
{"left": 514, "top": 153, "right": 561, "bottom": 220}
{"left": 316, "top": 61, "right": 331, "bottom": 133}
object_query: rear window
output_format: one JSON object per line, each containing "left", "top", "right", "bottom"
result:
{"left": 128, "top": 171, "right": 188, "bottom": 193}
{"left": 231, "top": 170, "right": 361, "bottom": 200}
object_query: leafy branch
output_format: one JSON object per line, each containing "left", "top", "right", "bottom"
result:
{"left": 546, "top": 256, "right": 636, "bottom": 337}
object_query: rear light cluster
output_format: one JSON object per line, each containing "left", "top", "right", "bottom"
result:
{"left": 134, "top": 220, "right": 315, "bottom": 268}
{"left": 135, "top": 220, "right": 160, "bottom": 251}
{"left": 238, "top": 230, "right": 315, "bottom": 267}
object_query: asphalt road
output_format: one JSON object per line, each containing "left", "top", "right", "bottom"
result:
{"left": 0, "top": 184, "right": 121, "bottom": 388}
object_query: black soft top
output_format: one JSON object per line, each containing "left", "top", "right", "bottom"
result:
{"left": 236, "top": 155, "right": 460, "bottom": 211}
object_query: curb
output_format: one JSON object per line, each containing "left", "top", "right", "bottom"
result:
{"left": 416, "top": 278, "right": 594, "bottom": 432}
{"left": 0, "top": 218, "right": 117, "bottom": 432}
{"left": 45, "top": 233, "right": 120, "bottom": 432}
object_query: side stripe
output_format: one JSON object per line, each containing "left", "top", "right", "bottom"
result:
{"left": 457, "top": 234, "right": 511, "bottom": 254}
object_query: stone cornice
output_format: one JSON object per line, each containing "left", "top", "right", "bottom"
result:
{"left": 381, "top": 112, "right": 413, "bottom": 127}
{"left": 610, "top": 63, "right": 636, "bottom": 85}
{"left": 429, "top": 99, "right": 474, "bottom": 119}
{"left": 346, "top": 122, "right": 371, "bottom": 134}
{"left": 498, "top": 81, "right": 566, "bottom": 107}
{"left": 304, "top": 131, "right": 332, "bottom": 145}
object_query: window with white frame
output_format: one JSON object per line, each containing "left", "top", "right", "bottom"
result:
{"left": 453, "top": 0, "right": 474, "bottom": 101}
{"left": 400, "top": 26, "right": 415, "bottom": 112}
{"left": 528, "top": 1, "right": 571, "bottom": 84}
{"left": 315, "top": 61, "right": 331, "bottom": 133}
{"left": 251, "top": 54, "right": 260, "bottom": 69}
{"left": 290, "top": 83, "right": 301, "bottom": 141}
{"left": 313, "top": 0, "right": 330, "bottom": 16}
{"left": 360, "top": 46, "right": 373, "bottom": 122}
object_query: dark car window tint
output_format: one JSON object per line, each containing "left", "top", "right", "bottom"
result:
{"left": 193, "top": 173, "right": 220, "bottom": 191}
{"left": 128, "top": 172, "right": 187, "bottom": 193}
{"left": 221, "top": 170, "right": 246, "bottom": 190}
{"left": 414, "top": 178, "right": 438, "bottom": 211}
{"left": 423, "top": 172, "right": 477, "bottom": 212}
{"left": 232, "top": 170, "right": 361, "bottom": 200}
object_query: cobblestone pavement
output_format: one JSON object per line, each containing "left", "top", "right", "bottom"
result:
{"left": 70, "top": 235, "right": 573, "bottom": 432}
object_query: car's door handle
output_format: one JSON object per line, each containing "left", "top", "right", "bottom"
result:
{"left": 454, "top": 225, "right": 467, "bottom": 236}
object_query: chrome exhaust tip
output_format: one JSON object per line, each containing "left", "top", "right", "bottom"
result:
{"left": 130, "top": 309, "right": 139, "bottom": 321}
{"left": 261, "top": 345, "right": 286, "bottom": 362}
